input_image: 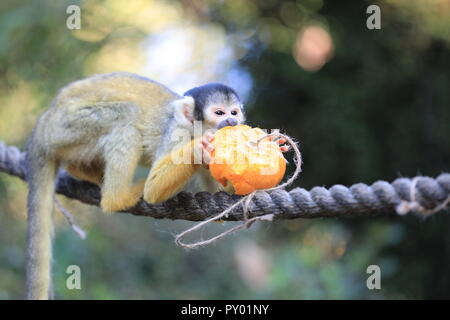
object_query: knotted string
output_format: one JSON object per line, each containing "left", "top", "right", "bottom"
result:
{"left": 175, "top": 132, "right": 302, "bottom": 249}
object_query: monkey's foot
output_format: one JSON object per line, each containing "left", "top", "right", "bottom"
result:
{"left": 100, "top": 180, "right": 145, "bottom": 213}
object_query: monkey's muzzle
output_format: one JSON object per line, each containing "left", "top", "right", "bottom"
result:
{"left": 217, "top": 118, "right": 238, "bottom": 129}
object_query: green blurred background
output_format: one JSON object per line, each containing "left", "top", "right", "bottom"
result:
{"left": 0, "top": 0, "right": 449, "bottom": 299}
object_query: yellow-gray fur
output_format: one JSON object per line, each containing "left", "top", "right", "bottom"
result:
{"left": 25, "top": 72, "right": 233, "bottom": 300}
{"left": 25, "top": 141, "right": 57, "bottom": 300}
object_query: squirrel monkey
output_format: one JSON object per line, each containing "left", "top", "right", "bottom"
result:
{"left": 25, "top": 72, "right": 245, "bottom": 299}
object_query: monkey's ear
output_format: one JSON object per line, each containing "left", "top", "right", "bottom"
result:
{"left": 173, "top": 96, "right": 195, "bottom": 127}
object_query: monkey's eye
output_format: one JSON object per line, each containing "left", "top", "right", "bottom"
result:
{"left": 215, "top": 110, "right": 225, "bottom": 116}
{"left": 231, "top": 110, "right": 238, "bottom": 116}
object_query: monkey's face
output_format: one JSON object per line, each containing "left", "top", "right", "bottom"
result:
{"left": 199, "top": 90, "right": 245, "bottom": 133}
{"left": 203, "top": 101, "right": 245, "bottom": 132}
{"left": 183, "top": 83, "right": 245, "bottom": 133}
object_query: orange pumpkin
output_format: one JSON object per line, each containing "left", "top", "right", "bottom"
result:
{"left": 209, "top": 124, "right": 286, "bottom": 195}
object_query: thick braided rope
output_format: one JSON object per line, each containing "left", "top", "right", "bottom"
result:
{"left": 0, "top": 141, "right": 449, "bottom": 222}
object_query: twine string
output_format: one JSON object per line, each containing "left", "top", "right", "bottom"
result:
{"left": 175, "top": 132, "right": 302, "bottom": 249}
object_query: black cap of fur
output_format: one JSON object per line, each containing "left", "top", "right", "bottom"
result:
{"left": 184, "top": 83, "right": 241, "bottom": 121}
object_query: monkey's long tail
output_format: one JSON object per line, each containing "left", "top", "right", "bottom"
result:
{"left": 25, "top": 145, "right": 58, "bottom": 300}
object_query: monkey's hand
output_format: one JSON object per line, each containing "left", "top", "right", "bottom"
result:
{"left": 198, "top": 132, "right": 215, "bottom": 169}
{"left": 270, "top": 136, "right": 290, "bottom": 152}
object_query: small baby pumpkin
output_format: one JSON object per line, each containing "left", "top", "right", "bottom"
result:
{"left": 209, "top": 124, "right": 286, "bottom": 195}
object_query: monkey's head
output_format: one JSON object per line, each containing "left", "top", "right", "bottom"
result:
{"left": 174, "top": 83, "right": 245, "bottom": 133}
